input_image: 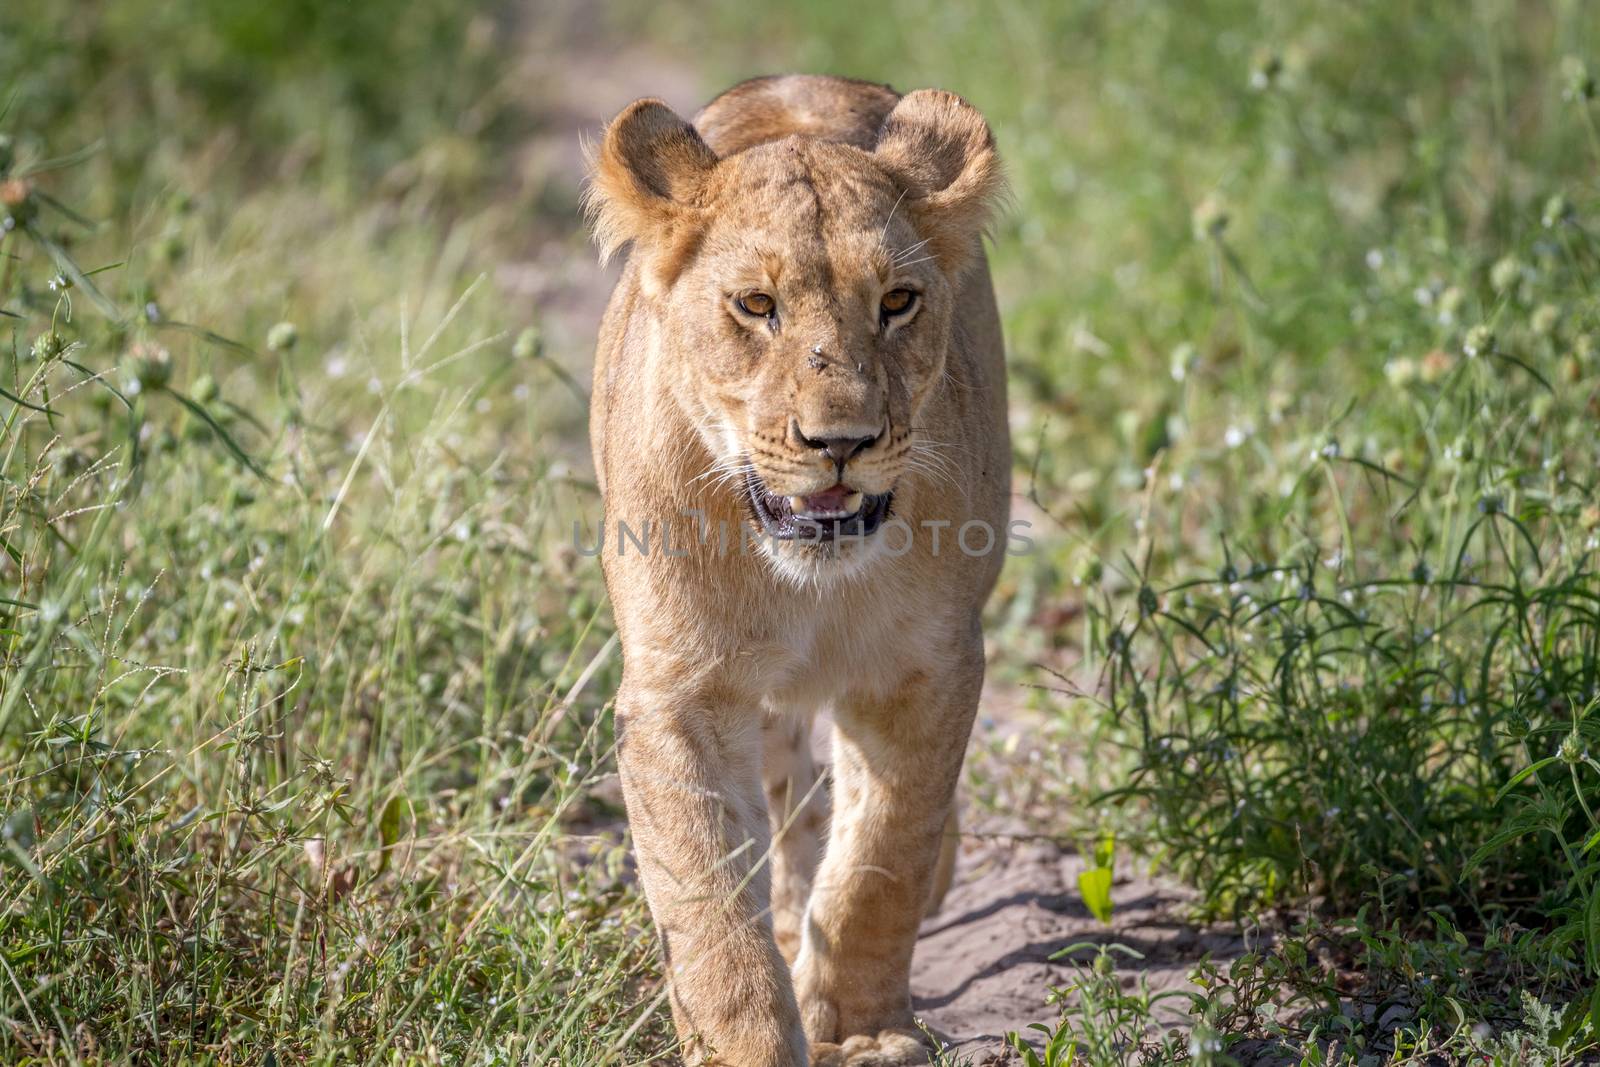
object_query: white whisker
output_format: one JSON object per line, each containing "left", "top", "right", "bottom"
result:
{"left": 891, "top": 236, "right": 932, "bottom": 264}
{"left": 878, "top": 188, "right": 909, "bottom": 248}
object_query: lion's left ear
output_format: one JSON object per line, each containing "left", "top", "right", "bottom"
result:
{"left": 873, "top": 89, "right": 1004, "bottom": 275}
{"left": 585, "top": 99, "right": 719, "bottom": 288}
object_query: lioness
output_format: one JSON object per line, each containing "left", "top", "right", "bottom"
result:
{"left": 586, "top": 74, "right": 1008, "bottom": 1066}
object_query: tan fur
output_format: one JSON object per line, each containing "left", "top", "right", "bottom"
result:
{"left": 586, "top": 74, "right": 1009, "bottom": 1066}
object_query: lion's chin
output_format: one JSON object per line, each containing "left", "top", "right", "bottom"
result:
{"left": 750, "top": 528, "right": 893, "bottom": 587}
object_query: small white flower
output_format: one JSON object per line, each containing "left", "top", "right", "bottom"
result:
{"left": 1366, "top": 248, "right": 1384, "bottom": 270}
{"left": 1224, "top": 425, "right": 1247, "bottom": 448}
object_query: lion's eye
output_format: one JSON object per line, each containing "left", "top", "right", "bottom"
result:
{"left": 880, "top": 289, "right": 917, "bottom": 318}
{"left": 736, "top": 292, "right": 776, "bottom": 318}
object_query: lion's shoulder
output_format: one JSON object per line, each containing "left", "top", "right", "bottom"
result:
{"left": 693, "top": 74, "right": 900, "bottom": 157}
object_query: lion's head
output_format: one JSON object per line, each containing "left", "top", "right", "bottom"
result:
{"left": 587, "top": 87, "right": 1001, "bottom": 579}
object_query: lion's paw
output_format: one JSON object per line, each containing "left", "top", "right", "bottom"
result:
{"left": 809, "top": 1028, "right": 928, "bottom": 1066}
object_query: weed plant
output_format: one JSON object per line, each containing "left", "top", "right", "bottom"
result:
{"left": 0, "top": 6, "right": 671, "bottom": 1062}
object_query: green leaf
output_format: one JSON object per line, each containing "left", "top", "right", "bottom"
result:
{"left": 1007, "top": 1029, "right": 1045, "bottom": 1067}
{"left": 376, "top": 794, "right": 410, "bottom": 875}
{"left": 1078, "top": 865, "right": 1114, "bottom": 924}
{"left": 167, "top": 387, "right": 266, "bottom": 478}
{"left": 155, "top": 318, "right": 254, "bottom": 355}
{"left": 1092, "top": 832, "right": 1116, "bottom": 869}
{"left": 1494, "top": 756, "right": 1560, "bottom": 803}
{"left": 1587, "top": 885, "right": 1600, "bottom": 975}
{"left": 1464, "top": 813, "right": 1546, "bottom": 872}
{"left": 0, "top": 381, "right": 57, "bottom": 415}
{"left": 1555, "top": 986, "right": 1592, "bottom": 1046}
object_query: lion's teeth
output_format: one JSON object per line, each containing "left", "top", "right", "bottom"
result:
{"left": 787, "top": 496, "right": 808, "bottom": 514}
{"left": 842, "top": 491, "right": 863, "bottom": 513}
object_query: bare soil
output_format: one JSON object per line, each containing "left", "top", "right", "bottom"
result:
{"left": 913, "top": 828, "right": 1249, "bottom": 1063}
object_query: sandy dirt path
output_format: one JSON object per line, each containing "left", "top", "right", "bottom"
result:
{"left": 913, "top": 828, "right": 1250, "bottom": 1063}
{"left": 902, "top": 665, "right": 1249, "bottom": 1062}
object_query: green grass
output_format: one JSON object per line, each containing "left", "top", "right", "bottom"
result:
{"left": 5, "top": 0, "right": 1600, "bottom": 1064}
{"left": 2, "top": 3, "right": 669, "bottom": 1063}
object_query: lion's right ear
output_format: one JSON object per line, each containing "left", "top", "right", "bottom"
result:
{"left": 873, "top": 90, "right": 1003, "bottom": 276}
{"left": 585, "top": 99, "right": 719, "bottom": 282}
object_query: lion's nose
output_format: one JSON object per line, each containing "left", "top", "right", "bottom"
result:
{"left": 790, "top": 421, "right": 883, "bottom": 467}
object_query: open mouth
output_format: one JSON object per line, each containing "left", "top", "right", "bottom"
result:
{"left": 744, "top": 472, "right": 893, "bottom": 542}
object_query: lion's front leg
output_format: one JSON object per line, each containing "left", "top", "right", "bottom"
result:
{"left": 793, "top": 636, "right": 983, "bottom": 1065}
{"left": 617, "top": 675, "right": 807, "bottom": 1067}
